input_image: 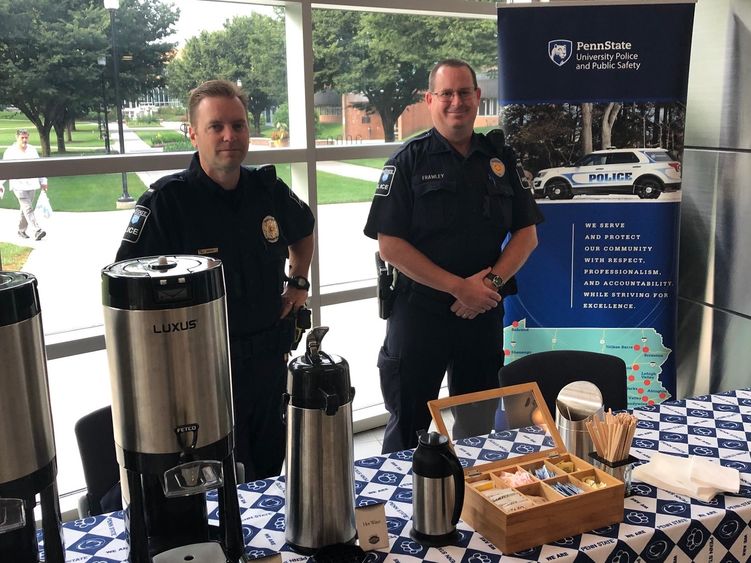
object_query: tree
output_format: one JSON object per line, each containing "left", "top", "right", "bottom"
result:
{"left": 601, "top": 102, "right": 622, "bottom": 149}
{"left": 0, "top": 0, "right": 177, "bottom": 156}
{"left": 167, "top": 13, "right": 286, "bottom": 136}
{"left": 312, "top": 10, "right": 496, "bottom": 142}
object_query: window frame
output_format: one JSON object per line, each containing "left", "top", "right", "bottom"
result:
{"left": 0, "top": 0, "right": 497, "bottom": 366}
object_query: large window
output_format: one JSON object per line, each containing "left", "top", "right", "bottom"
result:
{"left": 0, "top": 0, "right": 496, "bottom": 508}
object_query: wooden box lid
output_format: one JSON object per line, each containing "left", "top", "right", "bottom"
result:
{"left": 427, "top": 382, "right": 569, "bottom": 472}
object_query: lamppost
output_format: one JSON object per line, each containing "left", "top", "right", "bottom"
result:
{"left": 97, "top": 55, "right": 111, "bottom": 154}
{"left": 104, "top": 0, "right": 133, "bottom": 205}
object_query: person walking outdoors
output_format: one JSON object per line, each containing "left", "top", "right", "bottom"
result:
{"left": 2, "top": 128, "right": 47, "bottom": 240}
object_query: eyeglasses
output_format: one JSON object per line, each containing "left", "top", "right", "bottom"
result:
{"left": 431, "top": 88, "right": 476, "bottom": 102}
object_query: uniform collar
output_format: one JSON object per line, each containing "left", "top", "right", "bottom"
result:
{"left": 427, "top": 128, "right": 490, "bottom": 158}
{"left": 187, "top": 152, "right": 247, "bottom": 199}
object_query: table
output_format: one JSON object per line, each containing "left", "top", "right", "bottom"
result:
{"left": 55, "top": 389, "right": 751, "bottom": 562}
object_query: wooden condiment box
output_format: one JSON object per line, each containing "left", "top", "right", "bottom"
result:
{"left": 428, "top": 383, "right": 624, "bottom": 554}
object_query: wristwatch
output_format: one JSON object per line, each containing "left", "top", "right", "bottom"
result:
{"left": 485, "top": 272, "right": 505, "bottom": 292}
{"left": 287, "top": 275, "right": 310, "bottom": 291}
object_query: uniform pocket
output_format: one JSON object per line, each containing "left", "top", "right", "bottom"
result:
{"left": 412, "top": 180, "right": 458, "bottom": 234}
{"left": 377, "top": 346, "right": 401, "bottom": 410}
{"left": 485, "top": 175, "right": 515, "bottom": 224}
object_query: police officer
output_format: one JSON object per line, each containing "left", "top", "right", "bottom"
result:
{"left": 116, "top": 79, "right": 315, "bottom": 480}
{"left": 364, "top": 59, "right": 543, "bottom": 453}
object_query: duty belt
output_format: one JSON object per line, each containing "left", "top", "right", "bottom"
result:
{"left": 396, "top": 275, "right": 455, "bottom": 315}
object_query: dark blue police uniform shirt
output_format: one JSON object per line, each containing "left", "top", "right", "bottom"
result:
{"left": 116, "top": 153, "right": 315, "bottom": 337}
{"left": 364, "top": 128, "right": 543, "bottom": 279}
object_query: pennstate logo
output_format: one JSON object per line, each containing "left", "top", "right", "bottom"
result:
{"left": 549, "top": 40, "right": 573, "bottom": 66}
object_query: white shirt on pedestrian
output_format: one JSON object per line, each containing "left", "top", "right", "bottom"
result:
{"left": 2, "top": 144, "right": 47, "bottom": 192}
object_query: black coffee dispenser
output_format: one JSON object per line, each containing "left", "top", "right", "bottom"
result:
{"left": 410, "top": 431, "right": 465, "bottom": 547}
{"left": 102, "top": 256, "right": 244, "bottom": 563}
{"left": 0, "top": 272, "right": 65, "bottom": 563}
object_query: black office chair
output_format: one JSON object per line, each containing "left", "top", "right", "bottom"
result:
{"left": 75, "top": 405, "right": 246, "bottom": 518}
{"left": 498, "top": 350, "right": 628, "bottom": 416}
{"left": 74, "top": 405, "right": 121, "bottom": 517}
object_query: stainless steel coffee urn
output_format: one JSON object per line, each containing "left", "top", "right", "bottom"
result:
{"left": 102, "top": 255, "right": 244, "bottom": 563}
{"left": 0, "top": 272, "right": 65, "bottom": 563}
{"left": 284, "top": 326, "right": 356, "bottom": 554}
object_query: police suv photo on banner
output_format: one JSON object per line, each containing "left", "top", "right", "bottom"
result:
{"left": 497, "top": 0, "right": 696, "bottom": 407}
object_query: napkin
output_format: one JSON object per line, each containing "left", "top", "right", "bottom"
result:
{"left": 632, "top": 452, "right": 740, "bottom": 501}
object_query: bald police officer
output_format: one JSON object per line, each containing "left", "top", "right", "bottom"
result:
{"left": 116, "top": 80, "right": 315, "bottom": 479}
{"left": 364, "top": 59, "right": 543, "bottom": 453}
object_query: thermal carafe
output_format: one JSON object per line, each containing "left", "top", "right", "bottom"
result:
{"left": 284, "top": 326, "right": 356, "bottom": 554}
{"left": 102, "top": 255, "right": 243, "bottom": 563}
{"left": 0, "top": 272, "right": 64, "bottom": 563}
{"left": 410, "top": 431, "right": 464, "bottom": 547}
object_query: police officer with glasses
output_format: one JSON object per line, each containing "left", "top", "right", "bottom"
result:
{"left": 364, "top": 59, "right": 543, "bottom": 453}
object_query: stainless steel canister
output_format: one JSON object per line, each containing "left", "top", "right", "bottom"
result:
{"left": 555, "top": 380, "right": 603, "bottom": 459}
{"left": 284, "top": 327, "right": 356, "bottom": 554}
{"left": 0, "top": 272, "right": 56, "bottom": 486}
{"left": 101, "top": 256, "right": 233, "bottom": 457}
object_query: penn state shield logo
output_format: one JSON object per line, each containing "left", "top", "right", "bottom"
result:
{"left": 262, "top": 216, "right": 280, "bottom": 243}
{"left": 548, "top": 40, "right": 572, "bottom": 67}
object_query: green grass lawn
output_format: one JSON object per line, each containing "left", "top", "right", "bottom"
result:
{"left": 343, "top": 158, "right": 387, "bottom": 169}
{"left": 317, "top": 123, "right": 343, "bottom": 140}
{"left": 0, "top": 120, "right": 107, "bottom": 153}
{"left": 1, "top": 173, "right": 148, "bottom": 212}
{"left": 274, "top": 165, "right": 374, "bottom": 204}
{"left": 0, "top": 115, "right": 415, "bottom": 211}
{"left": 0, "top": 242, "right": 32, "bottom": 270}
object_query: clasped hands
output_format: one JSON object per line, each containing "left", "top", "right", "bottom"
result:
{"left": 450, "top": 267, "right": 502, "bottom": 320}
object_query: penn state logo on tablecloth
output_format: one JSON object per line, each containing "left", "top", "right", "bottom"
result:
{"left": 262, "top": 216, "right": 279, "bottom": 243}
{"left": 490, "top": 158, "right": 506, "bottom": 178}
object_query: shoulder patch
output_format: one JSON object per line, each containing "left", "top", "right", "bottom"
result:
{"left": 122, "top": 205, "right": 150, "bottom": 244}
{"left": 375, "top": 165, "right": 396, "bottom": 197}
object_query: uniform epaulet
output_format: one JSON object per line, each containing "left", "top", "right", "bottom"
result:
{"left": 247, "top": 164, "right": 278, "bottom": 190}
{"left": 390, "top": 130, "right": 432, "bottom": 159}
{"left": 149, "top": 170, "right": 187, "bottom": 192}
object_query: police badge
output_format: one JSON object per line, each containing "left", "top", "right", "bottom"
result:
{"left": 262, "top": 215, "right": 280, "bottom": 243}
{"left": 490, "top": 158, "right": 506, "bottom": 178}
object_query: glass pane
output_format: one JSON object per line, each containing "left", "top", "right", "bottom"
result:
{"left": 316, "top": 160, "right": 380, "bottom": 288}
{"left": 312, "top": 8, "right": 498, "bottom": 145}
{"left": 318, "top": 299, "right": 384, "bottom": 413}
{"left": 47, "top": 350, "right": 111, "bottom": 502}
{"left": 434, "top": 391, "right": 542, "bottom": 442}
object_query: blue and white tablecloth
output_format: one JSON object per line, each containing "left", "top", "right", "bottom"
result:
{"left": 55, "top": 389, "right": 751, "bottom": 563}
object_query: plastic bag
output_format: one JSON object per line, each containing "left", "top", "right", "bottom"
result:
{"left": 35, "top": 191, "right": 53, "bottom": 219}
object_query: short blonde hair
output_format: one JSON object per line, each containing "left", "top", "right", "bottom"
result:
{"left": 187, "top": 80, "right": 248, "bottom": 125}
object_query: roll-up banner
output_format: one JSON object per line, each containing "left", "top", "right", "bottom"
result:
{"left": 498, "top": 1, "right": 695, "bottom": 407}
